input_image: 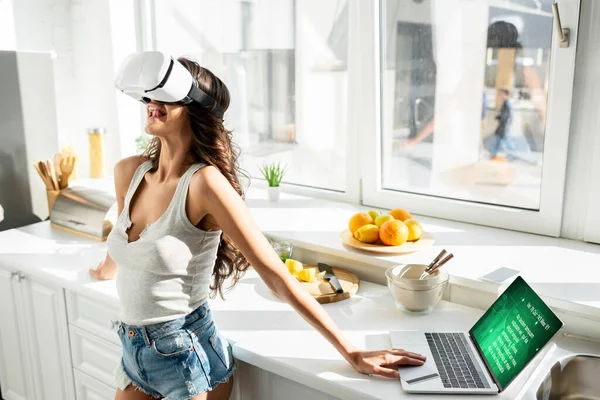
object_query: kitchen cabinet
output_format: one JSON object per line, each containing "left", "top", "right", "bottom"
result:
{"left": 0, "top": 268, "right": 29, "bottom": 400}
{"left": 235, "top": 361, "right": 337, "bottom": 400}
{"left": 69, "top": 326, "right": 121, "bottom": 388}
{"left": 0, "top": 274, "right": 337, "bottom": 400}
{"left": 73, "top": 370, "right": 116, "bottom": 400}
{"left": 65, "top": 290, "right": 122, "bottom": 392}
{"left": 0, "top": 267, "right": 75, "bottom": 400}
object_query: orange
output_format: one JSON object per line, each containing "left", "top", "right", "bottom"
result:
{"left": 348, "top": 212, "right": 374, "bottom": 234}
{"left": 388, "top": 208, "right": 412, "bottom": 221}
{"left": 404, "top": 219, "right": 422, "bottom": 242}
{"left": 379, "top": 220, "right": 409, "bottom": 246}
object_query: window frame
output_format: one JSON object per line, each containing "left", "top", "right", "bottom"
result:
{"left": 360, "top": 0, "right": 582, "bottom": 237}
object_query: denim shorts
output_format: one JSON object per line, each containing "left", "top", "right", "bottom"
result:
{"left": 115, "top": 302, "right": 235, "bottom": 399}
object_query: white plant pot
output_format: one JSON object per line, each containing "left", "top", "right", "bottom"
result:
{"left": 267, "top": 186, "right": 281, "bottom": 202}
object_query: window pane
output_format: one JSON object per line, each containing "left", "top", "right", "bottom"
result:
{"left": 381, "top": 0, "right": 553, "bottom": 210}
{"left": 153, "top": 0, "right": 348, "bottom": 192}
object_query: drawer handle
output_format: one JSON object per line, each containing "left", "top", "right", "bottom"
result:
{"left": 109, "top": 320, "right": 120, "bottom": 330}
{"left": 14, "top": 272, "right": 25, "bottom": 283}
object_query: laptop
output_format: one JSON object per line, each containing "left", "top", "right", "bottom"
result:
{"left": 390, "top": 276, "right": 563, "bottom": 394}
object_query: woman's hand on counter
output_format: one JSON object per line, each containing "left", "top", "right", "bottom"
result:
{"left": 348, "top": 348, "right": 426, "bottom": 379}
{"left": 89, "top": 252, "right": 118, "bottom": 280}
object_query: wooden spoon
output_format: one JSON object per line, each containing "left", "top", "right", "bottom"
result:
{"left": 60, "top": 155, "right": 77, "bottom": 188}
{"left": 37, "top": 161, "right": 53, "bottom": 190}
{"left": 34, "top": 162, "right": 52, "bottom": 190}
{"left": 55, "top": 153, "right": 69, "bottom": 189}
{"left": 46, "top": 160, "right": 59, "bottom": 190}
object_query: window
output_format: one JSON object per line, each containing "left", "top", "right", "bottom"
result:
{"left": 150, "top": 0, "right": 350, "bottom": 194}
{"left": 362, "top": 0, "right": 580, "bottom": 236}
{"left": 140, "top": 0, "right": 582, "bottom": 236}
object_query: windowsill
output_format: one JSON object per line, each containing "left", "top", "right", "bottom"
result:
{"left": 245, "top": 187, "right": 600, "bottom": 321}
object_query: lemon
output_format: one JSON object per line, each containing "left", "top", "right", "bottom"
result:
{"left": 367, "top": 209, "right": 380, "bottom": 221}
{"left": 404, "top": 219, "right": 423, "bottom": 242}
{"left": 297, "top": 268, "right": 316, "bottom": 282}
{"left": 374, "top": 214, "right": 394, "bottom": 228}
{"left": 285, "top": 259, "right": 303, "bottom": 275}
{"left": 353, "top": 224, "right": 380, "bottom": 243}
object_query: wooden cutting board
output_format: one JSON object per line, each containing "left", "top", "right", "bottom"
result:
{"left": 285, "top": 264, "right": 360, "bottom": 304}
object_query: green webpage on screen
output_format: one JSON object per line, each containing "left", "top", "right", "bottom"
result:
{"left": 470, "top": 277, "right": 562, "bottom": 389}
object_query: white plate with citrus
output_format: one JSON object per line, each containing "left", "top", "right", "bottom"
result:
{"left": 340, "top": 208, "right": 434, "bottom": 254}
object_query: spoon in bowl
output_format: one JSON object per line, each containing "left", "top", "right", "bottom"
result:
{"left": 420, "top": 252, "right": 454, "bottom": 280}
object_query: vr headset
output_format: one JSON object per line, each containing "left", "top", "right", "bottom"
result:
{"left": 114, "top": 51, "right": 224, "bottom": 119}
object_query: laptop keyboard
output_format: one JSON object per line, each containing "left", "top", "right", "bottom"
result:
{"left": 425, "top": 332, "right": 491, "bottom": 389}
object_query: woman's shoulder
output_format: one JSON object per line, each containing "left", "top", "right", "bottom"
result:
{"left": 113, "top": 155, "right": 149, "bottom": 197}
{"left": 114, "top": 155, "right": 149, "bottom": 179}
{"left": 188, "top": 164, "right": 240, "bottom": 203}
{"left": 189, "top": 164, "right": 222, "bottom": 192}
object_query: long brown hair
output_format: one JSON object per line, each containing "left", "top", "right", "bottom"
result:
{"left": 143, "top": 57, "right": 251, "bottom": 299}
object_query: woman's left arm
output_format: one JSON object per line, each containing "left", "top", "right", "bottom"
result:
{"left": 196, "top": 167, "right": 425, "bottom": 379}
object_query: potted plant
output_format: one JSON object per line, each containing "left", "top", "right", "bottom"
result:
{"left": 259, "top": 162, "right": 287, "bottom": 202}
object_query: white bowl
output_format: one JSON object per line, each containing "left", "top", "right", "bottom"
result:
{"left": 385, "top": 264, "right": 449, "bottom": 314}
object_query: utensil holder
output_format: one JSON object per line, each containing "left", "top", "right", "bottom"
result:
{"left": 46, "top": 190, "right": 61, "bottom": 215}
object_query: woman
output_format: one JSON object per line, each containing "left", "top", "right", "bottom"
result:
{"left": 90, "top": 56, "right": 425, "bottom": 400}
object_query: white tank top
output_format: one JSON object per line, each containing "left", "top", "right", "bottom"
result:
{"left": 107, "top": 160, "right": 222, "bottom": 326}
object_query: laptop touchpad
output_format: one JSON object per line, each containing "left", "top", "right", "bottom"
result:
{"left": 400, "top": 363, "right": 439, "bottom": 385}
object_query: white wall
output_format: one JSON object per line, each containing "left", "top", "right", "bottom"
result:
{"left": 0, "top": 0, "right": 16, "bottom": 50}
{"left": 7, "top": 0, "right": 139, "bottom": 179}
{"left": 69, "top": 0, "right": 137, "bottom": 176}
{"left": 10, "top": 0, "right": 74, "bottom": 156}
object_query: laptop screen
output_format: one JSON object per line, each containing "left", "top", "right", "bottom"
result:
{"left": 469, "top": 276, "right": 563, "bottom": 391}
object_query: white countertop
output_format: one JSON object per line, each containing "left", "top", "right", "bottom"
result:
{"left": 2, "top": 221, "right": 600, "bottom": 399}
{"left": 72, "top": 178, "right": 600, "bottom": 319}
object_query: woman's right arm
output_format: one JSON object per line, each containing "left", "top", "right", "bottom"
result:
{"left": 89, "top": 156, "right": 145, "bottom": 280}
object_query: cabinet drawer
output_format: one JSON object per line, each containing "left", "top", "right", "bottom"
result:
{"left": 70, "top": 325, "right": 121, "bottom": 388}
{"left": 74, "top": 369, "right": 117, "bottom": 400}
{"left": 66, "top": 290, "right": 120, "bottom": 345}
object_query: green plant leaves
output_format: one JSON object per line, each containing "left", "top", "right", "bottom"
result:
{"left": 258, "top": 162, "right": 287, "bottom": 187}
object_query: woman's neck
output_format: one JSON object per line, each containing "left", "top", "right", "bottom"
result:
{"left": 155, "top": 135, "right": 194, "bottom": 182}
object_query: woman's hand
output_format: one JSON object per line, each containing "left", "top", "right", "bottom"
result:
{"left": 89, "top": 253, "right": 117, "bottom": 280}
{"left": 348, "top": 348, "right": 426, "bottom": 379}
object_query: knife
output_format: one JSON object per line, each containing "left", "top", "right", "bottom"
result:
{"left": 318, "top": 263, "right": 344, "bottom": 294}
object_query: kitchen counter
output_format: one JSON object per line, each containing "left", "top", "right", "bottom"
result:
{"left": 243, "top": 188, "right": 600, "bottom": 324}
{"left": 3, "top": 222, "right": 600, "bottom": 399}
{"left": 72, "top": 179, "right": 600, "bottom": 322}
